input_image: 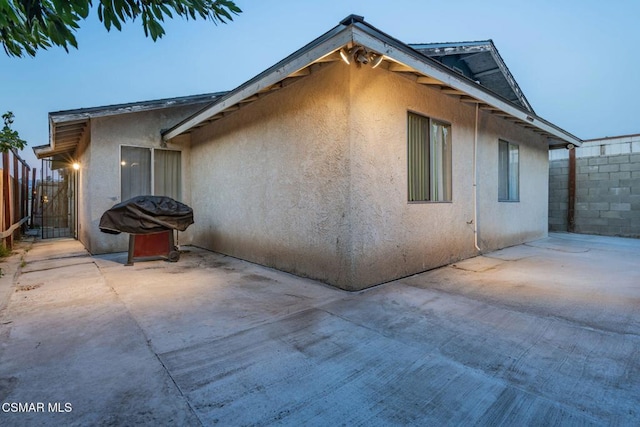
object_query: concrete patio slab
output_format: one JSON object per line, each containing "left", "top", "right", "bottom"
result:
{"left": 0, "top": 233, "right": 639, "bottom": 425}
{"left": 0, "top": 240, "right": 198, "bottom": 426}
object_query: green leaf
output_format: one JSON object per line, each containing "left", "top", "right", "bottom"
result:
{"left": 159, "top": 3, "right": 172, "bottom": 18}
{"left": 147, "top": 18, "right": 165, "bottom": 40}
{"left": 2, "top": 0, "right": 243, "bottom": 57}
{"left": 0, "top": 112, "right": 28, "bottom": 152}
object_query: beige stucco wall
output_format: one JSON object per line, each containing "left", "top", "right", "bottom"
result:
{"left": 75, "top": 125, "right": 91, "bottom": 248}
{"left": 346, "top": 64, "right": 547, "bottom": 288}
{"left": 475, "top": 109, "right": 549, "bottom": 251}
{"left": 78, "top": 106, "right": 200, "bottom": 254}
{"left": 347, "top": 64, "right": 476, "bottom": 288}
{"left": 190, "top": 63, "right": 353, "bottom": 285}
{"left": 188, "top": 61, "right": 549, "bottom": 290}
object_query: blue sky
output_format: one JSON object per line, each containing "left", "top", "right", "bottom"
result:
{"left": 2, "top": 0, "right": 639, "bottom": 168}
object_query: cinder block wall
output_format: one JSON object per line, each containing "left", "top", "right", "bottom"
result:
{"left": 548, "top": 158, "right": 569, "bottom": 231}
{"left": 549, "top": 135, "right": 640, "bottom": 237}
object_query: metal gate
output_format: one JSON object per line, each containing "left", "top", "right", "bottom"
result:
{"left": 34, "top": 159, "right": 76, "bottom": 239}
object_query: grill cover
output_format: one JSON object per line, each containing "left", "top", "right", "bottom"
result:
{"left": 99, "top": 196, "right": 194, "bottom": 235}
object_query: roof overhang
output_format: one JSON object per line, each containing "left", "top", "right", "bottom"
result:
{"left": 33, "top": 118, "right": 88, "bottom": 161}
{"left": 162, "top": 22, "right": 354, "bottom": 141}
{"left": 409, "top": 40, "right": 534, "bottom": 113}
{"left": 162, "top": 15, "right": 581, "bottom": 148}
{"left": 34, "top": 93, "right": 226, "bottom": 160}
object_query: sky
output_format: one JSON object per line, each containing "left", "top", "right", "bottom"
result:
{"left": 1, "top": 0, "right": 639, "bottom": 169}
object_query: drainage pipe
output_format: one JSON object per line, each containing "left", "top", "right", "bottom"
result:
{"left": 473, "top": 103, "right": 481, "bottom": 251}
{"left": 567, "top": 145, "right": 576, "bottom": 232}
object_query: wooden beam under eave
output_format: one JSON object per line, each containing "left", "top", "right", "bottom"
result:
{"left": 195, "top": 115, "right": 222, "bottom": 125}
{"left": 54, "top": 133, "right": 82, "bottom": 140}
{"left": 55, "top": 137, "right": 81, "bottom": 145}
{"left": 53, "top": 127, "right": 86, "bottom": 135}
{"left": 460, "top": 96, "right": 481, "bottom": 104}
{"left": 479, "top": 105, "right": 499, "bottom": 111}
{"left": 441, "top": 88, "right": 466, "bottom": 96}
{"left": 388, "top": 62, "right": 415, "bottom": 72}
{"left": 281, "top": 76, "right": 302, "bottom": 88}
{"left": 55, "top": 128, "right": 85, "bottom": 135}
{"left": 53, "top": 142, "right": 77, "bottom": 149}
{"left": 289, "top": 68, "right": 311, "bottom": 78}
{"left": 222, "top": 105, "right": 239, "bottom": 113}
{"left": 530, "top": 128, "right": 549, "bottom": 136}
{"left": 315, "top": 52, "right": 341, "bottom": 63}
{"left": 239, "top": 95, "right": 259, "bottom": 104}
{"left": 258, "top": 82, "right": 282, "bottom": 93}
{"left": 416, "top": 76, "right": 443, "bottom": 85}
{"left": 55, "top": 122, "right": 85, "bottom": 129}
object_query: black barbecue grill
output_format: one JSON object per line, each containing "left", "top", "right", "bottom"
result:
{"left": 99, "top": 196, "right": 194, "bottom": 265}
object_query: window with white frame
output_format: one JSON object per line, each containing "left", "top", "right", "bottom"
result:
{"left": 120, "top": 146, "right": 181, "bottom": 201}
{"left": 498, "top": 140, "right": 519, "bottom": 201}
{"left": 407, "top": 112, "right": 452, "bottom": 202}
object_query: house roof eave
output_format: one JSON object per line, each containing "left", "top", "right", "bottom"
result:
{"left": 49, "top": 92, "right": 227, "bottom": 123}
{"left": 163, "top": 15, "right": 581, "bottom": 148}
{"left": 350, "top": 25, "right": 581, "bottom": 146}
{"left": 162, "top": 24, "right": 354, "bottom": 141}
{"left": 408, "top": 40, "right": 535, "bottom": 114}
{"left": 35, "top": 92, "right": 226, "bottom": 161}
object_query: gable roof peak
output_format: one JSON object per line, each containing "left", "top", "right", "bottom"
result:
{"left": 409, "top": 40, "right": 533, "bottom": 113}
{"left": 340, "top": 14, "right": 365, "bottom": 26}
{"left": 161, "top": 15, "right": 579, "bottom": 147}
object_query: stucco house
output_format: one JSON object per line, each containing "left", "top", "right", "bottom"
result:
{"left": 34, "top": 15, "right": 581, "bottom": 290}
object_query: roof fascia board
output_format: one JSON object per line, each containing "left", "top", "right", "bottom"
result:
{"left": 350, "top": 25, "right": 580, "bottom": 146}
{"left": 409, "top": 43, "right": 491, "bottom": 56}
{"left": 410, "top": 41, "right": 492, "bottom": 50}
{"left": 162, "top": 26, "right": 354, "bottom": 141}
{"left": 486, "top": 41, "right": 534, "bottom": 113}
{"left": 49, "top": 93, "right": 226, "bottom": 124}
{"left": 48, "top": 115, "right": 54, "bottom": 153}
{"left": 34, "top": 145, "right": 60, "bottom": 158}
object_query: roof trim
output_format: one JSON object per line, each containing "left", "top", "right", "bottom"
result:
{"left": 409, "top": 40, "right": 534, "bottom": 113}
{"left": 409, "top": 40, "right": 492, "bottom": 49}
{"left": 162, "top": 24, "right": 353, "bottom": 141}
{"left": 35, "top": 92, "right": 226, "bottom": 160}
{"left": 49, "top": 92, "right": 227, "bottom": 123}
{"left": 163, "top": 16, "right": 580, "bottom": 147}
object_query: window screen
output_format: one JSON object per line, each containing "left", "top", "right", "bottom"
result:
{"left": 498, "top": 140, "right": 519, "bottom": 201}
{"left": 408, "top": 112, "right": 452, "bottom": 202}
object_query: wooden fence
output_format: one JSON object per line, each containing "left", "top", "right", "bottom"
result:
{"left": 1, "top": 149, "right": 32, "bottom": 249}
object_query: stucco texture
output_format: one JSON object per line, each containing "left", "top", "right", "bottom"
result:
{"left": 190, "top": 63, "right": 352, "bottom": 286}
{"left": 475, "top": 112, "right": 549, "bottom": 250}
{"left": 189, "top": 61, "right": 549, "bottom": 290}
